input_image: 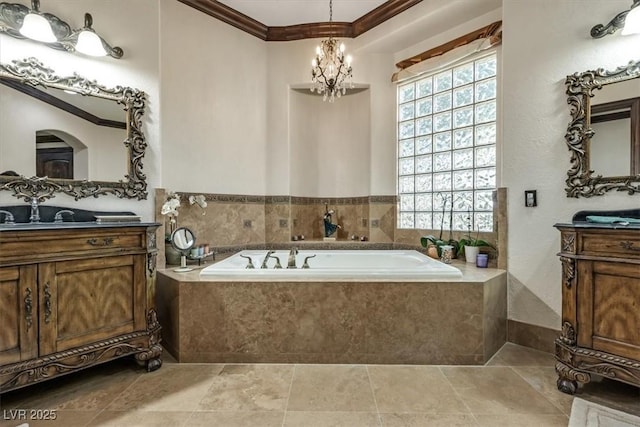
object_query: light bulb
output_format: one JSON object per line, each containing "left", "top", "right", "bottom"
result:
{"left": 346, "top": 55, "right": 352, "bottom": 66}
{"left": 339, "top": 43, "right": 345, "bottom": 52}
{"left": 75, "top": 30, "right": 107, "bottom": 56}
{"left": 622, "top": 6, "right": 640, "bottom": 35}
{"left": 20, "top": 12, "right": 56, "bottom": 43}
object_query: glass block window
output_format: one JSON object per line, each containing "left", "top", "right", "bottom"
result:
{"left": 397, "top": 52, "right": 497, "bottom": 231}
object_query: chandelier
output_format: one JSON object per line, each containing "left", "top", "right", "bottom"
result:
{"left": 310, "top": 0, "right": 353, "bottom": 102}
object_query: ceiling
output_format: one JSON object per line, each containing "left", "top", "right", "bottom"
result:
{"left": 216, "top": 0, "right": 388, "bottom": 27}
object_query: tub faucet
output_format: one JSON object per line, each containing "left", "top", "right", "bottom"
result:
{"left": 29, "top": 197, "right": 40, "bottom": 223}
{"left": 287, "top": 247, "right": 299, "bottom": 269}
{"left": 54, "top": 210, "right": 75, "bottom": 223}
{"left": 240, "top": 254, "right": 255, "bottom": 269}
{"left": 261, "top": 250, "right": 276, "bottom": 269}
{"left": 0, "top": 210, "right": 15, "bottom": 225}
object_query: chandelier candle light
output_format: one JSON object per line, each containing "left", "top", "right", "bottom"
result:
{"left": 311, "top": 0, "right": 353, "bottom": 102}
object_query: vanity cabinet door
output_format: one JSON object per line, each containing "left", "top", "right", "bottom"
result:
{"left": 38, "top": 254, "right": 147, "bottom": 354}
{"left": 576, "top": 260, "right": 640, "bottom": 361}
{"left": 0, "top": 266, "right": 38, "bottom": 365}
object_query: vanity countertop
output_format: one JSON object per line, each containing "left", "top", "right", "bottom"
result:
{"left": 555, "top": 221, "right": 640, "bottom": 230}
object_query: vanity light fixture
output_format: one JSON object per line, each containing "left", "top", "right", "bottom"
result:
{"left": 310, "top": 0, "right": 353, "bottom": 102}
{"left": 0, "top": 0, "right": 123, "bottom": 59}
{"left": 18, "top": 0, "right": 55, "bottom": 42}
{"left": 591, "top": 0, "right": 640, "bottom": 38}
{"left": 75, "top": 13, "right": 113, "bottom": 57}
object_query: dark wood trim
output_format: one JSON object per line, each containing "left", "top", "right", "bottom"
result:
{"left": 178, "top": 0, "right": 422, "bottom": 41}
{"left": 0, "top": 78, "right": 126, "bottom": 129}
{"left": 395, "top": 20, "right": 502, "bottom": 70}
{"left": 352, "top": 0, "right": 422, "bottom": 37}
{"left": 590, "top": 97, "right": 640, "bottom": 175}
{"left": 177, "top": 0, "right": 268, "bottom": 40}
{"left": 591, "top": 110, "right": 630, "bottom": 123}
{"left": 267, "top": 22, "right": 353, "bottom": 41}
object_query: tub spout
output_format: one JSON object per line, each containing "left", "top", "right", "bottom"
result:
{"left": 261, "top": 250, "right": 276, "bottom": 269}
{"left": 287, "top": 247, "right": 299, "bottom": 269}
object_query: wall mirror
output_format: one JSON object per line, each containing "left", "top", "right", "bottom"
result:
{"left": 565, "top": 59, "right": 640, "bottom": 197}
{"left": 0, "top": 57, "right": 148, "bottom": 201}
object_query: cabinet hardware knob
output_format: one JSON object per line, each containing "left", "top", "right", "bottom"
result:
{"left": 87, "top": 237, "right": 115, "bottom": 246}
{"left": 620, "top": 241, "right": 640, "bottom": 251}
{"left": 44, "top": 283, "right": 52, "bottom": 324}
{"left": 24, "top": 287, "right": 33, "bottom": 330}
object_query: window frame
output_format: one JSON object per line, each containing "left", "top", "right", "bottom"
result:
{"left": 396, "top": 50, "right": 499, "bottom": 232}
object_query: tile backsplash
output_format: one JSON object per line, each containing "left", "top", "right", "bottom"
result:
{"left": 156, "top": 189, "right": 506, "bottom": 268}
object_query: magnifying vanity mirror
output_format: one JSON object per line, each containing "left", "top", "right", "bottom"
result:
{"left": 170, "top": 227, "right": 196, "bottom": 272}
{"left": 0, "top": 57, "right": 148, "bottom": 201}
{"left": 565, "top": 59, "right": 640, "bottom": 197}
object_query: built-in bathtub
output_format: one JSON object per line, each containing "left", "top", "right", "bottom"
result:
{"left": 200, "top": 249, "right": 463, "bottom": 279}
{"left": 156, "top": 248, "right": 507, "bottom": 365}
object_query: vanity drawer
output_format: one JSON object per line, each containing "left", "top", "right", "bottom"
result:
{"left": 581, "top": 233, "right": 640, "bottom": 258}
{"left": 0, "top": 229, "right": 145, "bottom": 261}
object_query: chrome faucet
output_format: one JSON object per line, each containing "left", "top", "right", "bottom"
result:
{"left": 29, "top": 197, "right": 40, "bottom": 223}
{"left": 287, "top": 247, "right": 299, "bottom": 269}
{"left": 54, "top": 210, "right": 75, "bottom": 223}
{"left": 0, "top": 210, "right": 15, "bottom": 225}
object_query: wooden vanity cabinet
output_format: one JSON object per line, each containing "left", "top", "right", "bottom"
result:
{"left": 0, "top": 224, "right": 162, "bottom": 393}
{"left": 554, "top": 224, "right": 640, "bottom": 394}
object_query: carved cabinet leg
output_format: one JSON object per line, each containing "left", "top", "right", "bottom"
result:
{"left": 556, "top": 361, "right": 591, "bottom": 395}
{"left": 146, "top": 357, "right": 163, "bottom": 372}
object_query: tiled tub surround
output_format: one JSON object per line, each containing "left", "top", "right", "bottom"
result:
{"left": 155, "top": 188, "right": 507, "bottom": 268}
{"left": 156, "top": 262, "right": 506, "bottom": 365}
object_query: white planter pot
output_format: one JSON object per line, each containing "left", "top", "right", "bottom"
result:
{"left": 464, "top": 245, "right": 480, "bottom": 263}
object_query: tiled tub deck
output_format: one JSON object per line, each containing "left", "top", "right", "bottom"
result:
{"left": 156, "top": 262, "right": 506, "bottom": 365}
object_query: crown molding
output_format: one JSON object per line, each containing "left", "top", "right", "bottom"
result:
{"left": 177, "top": 0, "right": 422, "bottom": 41}
{"left": 395, "top": 20, "right": 502, "bottom": 70}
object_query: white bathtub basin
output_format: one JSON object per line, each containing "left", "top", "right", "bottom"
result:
{"left": 200, "top": 249, "right": 462, "bottom": 279}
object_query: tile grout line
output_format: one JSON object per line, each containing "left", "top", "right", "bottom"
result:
{"left": 180, "top": 363, "right": 223, "bottom": 427}
{"left": 281, "top": 364, "right": 297, "bottom": 427}
{"left": 508, "top": 365, "right": 572, "bottom": 418}
{"left": 437, "top": 366, "right": 481, "bottom": 426}
{"left": 364, "top": 365, "right": 384, "bottom": 427}
{"left": 82, "top": 368, "right": 147, "bottom": 427}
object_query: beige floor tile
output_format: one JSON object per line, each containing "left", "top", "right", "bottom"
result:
{"left": 0, "top": 360, "right": 141, "bottom": 411}
{"left": 475, "top": 414, "right": 569, "bottom": 426}
{"left": 107, "top": 364, "right": 223, "bottom": 411}
{"left": 512, "top": 366, "right": 574, "bottom": 415}
{"left": 287, "top": 365, "right": 376, "bottom": 412}
{"left": 440, "top": 366, "right": 563, "bottom": 415}
{"left": 0, "top": 410, "right": 100, "bottom": 427}
{"left": 88, "top": 410, "right": 190, "bottom": 426}
{"left": 368, "top": 366, "right": 469, "bottom": 414}
{"left": 487, "top": 343, "right": 555, "bottom": 366}
{"left": 187, "top": 411, "right": 285, "bottom": 426}
{"left": 197, "top": 364, "right": 293, "bottom": 411}
{"left": 379, "top": 413, "right": 479, "bottom": 426}
{"left": 284, "top": 411, "right": 381, "bottom": 426}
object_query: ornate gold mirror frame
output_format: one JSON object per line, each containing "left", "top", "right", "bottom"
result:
{"left": 0, "top": 57, "right": 147, "bottom": 201}
{"left": 565, "top": 59, "right": 640, "bottom": 197}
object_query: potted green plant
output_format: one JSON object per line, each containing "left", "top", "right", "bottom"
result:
{"left": 458, "top": 230, "right": 495, "bottom": 263}
{"left": 420, "top": 193, "right": 459, "bottom": 259}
